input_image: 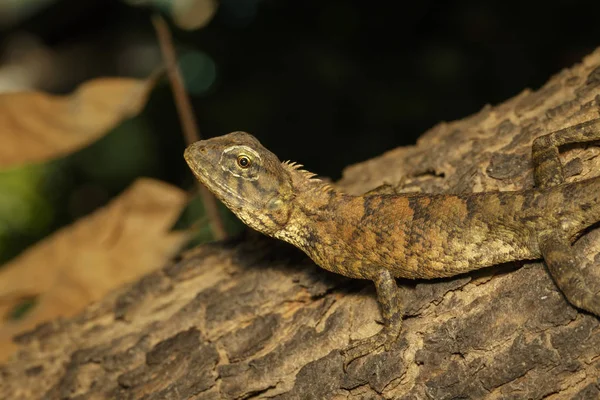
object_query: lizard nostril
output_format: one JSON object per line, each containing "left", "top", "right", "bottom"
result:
{"left": 184, "top": 143, "right": 207, "bottom": 160}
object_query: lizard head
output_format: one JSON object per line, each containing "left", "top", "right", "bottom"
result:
{"left": 184, "top": 131, "right": 295, "bottom": 236}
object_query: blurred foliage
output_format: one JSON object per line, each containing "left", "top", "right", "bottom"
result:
{"left": 125, "top": 0, "right": 218, "bottom": 30}
{"left": 73, "top": 118, "right": 160, "bottom": 191}
{"left": 0, "top": 0, "right": 56, "bottom": 28}
{"left": 0, "top": 163, "right": 55, "bottom": 264}
{"left": 0, "top": 75, "right": 164, "bottom": 264}
{"left": 178, "top": 49, "right": 217, "bottom": 95}
{"left": 7, "top": 296, "right": 38, "bottom": 321}
{"left": 173, "top": 194, "right": 243, "bottom": 249}
{"left": 0, "top": 0, "right": 218, "bottom": 30}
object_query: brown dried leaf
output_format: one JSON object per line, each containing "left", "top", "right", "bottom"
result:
{"left": 0, "top": 76, "right": 156, "bottom": 169}
{"left": 0, "top": 178, "right": 189, "bottom": 361}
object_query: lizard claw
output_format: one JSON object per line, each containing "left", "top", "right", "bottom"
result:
{"left": 341, "top": 327, "right": 400, "bottom": 371}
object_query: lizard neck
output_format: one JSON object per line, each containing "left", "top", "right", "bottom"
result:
{"left": 274, "top": 163, "right": 346, "bottom": 249}
{"left": 281, "top": 160, "right": 340, "bottom": 209}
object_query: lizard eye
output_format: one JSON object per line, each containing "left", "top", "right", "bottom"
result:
{"left": 237, "top": 154, "right": 252, "bottom": 169}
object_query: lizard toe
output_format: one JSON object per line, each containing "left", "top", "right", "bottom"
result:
{"left": 341, "top": 327, "right": 400, "bottom": 371}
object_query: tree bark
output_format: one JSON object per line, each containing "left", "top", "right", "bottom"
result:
{"left": 3, "top": 49, "right": 600, "bottom": 400}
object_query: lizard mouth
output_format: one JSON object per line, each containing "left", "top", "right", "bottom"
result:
{"left": 184, "top": 143, "right": 212, "bottom": 181}
{"left": 184, "top": 142, "right": 203, "bottom": 167}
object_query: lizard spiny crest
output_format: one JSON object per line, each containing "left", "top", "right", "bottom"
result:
{"left": 282, "top": 160, "right": 334, "bottom": 193}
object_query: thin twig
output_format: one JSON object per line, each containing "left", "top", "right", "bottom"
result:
{"left": 152, "top": 14, "right": 227, "bottom": 240}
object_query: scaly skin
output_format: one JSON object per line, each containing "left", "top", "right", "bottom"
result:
{"left": 184, "top": 118, "right": 600, "bottom": 368}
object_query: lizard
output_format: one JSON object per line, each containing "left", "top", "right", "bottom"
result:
{"left": 184, "top": 118, "right": 600, "bottom": 368}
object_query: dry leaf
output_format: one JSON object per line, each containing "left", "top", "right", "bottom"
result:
{"left": 0, "top": 178, "right": 190, "bottom": 361}
{"left": 0, "top": 76, "right": 156, "bottom": 169}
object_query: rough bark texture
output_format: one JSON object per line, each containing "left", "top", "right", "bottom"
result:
{"left": 3, "top": 49, "right": 600, "bottom": 400}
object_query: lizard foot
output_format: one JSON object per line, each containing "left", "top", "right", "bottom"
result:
{"left": 341, "top": 325, "right": 400, "bottom": 371}
{"left": 538, "top": 234, "right": 600, "bottom": 317}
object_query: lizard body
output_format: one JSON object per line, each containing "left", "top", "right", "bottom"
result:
{"left": 184, "top": 118, "right": 600, "bottom": 367}
{"left": 275, "top": 185, "right": 599, "bottom": 280}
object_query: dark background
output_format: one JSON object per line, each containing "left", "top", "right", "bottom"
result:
{"left": 1, "top": 0, "right": 599, "bottom": 261}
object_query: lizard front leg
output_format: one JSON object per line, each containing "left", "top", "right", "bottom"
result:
{"left": 342, "top": 268, "right": 403, "bottom": 369}
{"left": 533, "top": 118, "right": 600, "bottom": 315}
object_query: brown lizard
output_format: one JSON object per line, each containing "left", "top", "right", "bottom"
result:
{"left": 184, "top": 118, "right": 600, "bottom": 368}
